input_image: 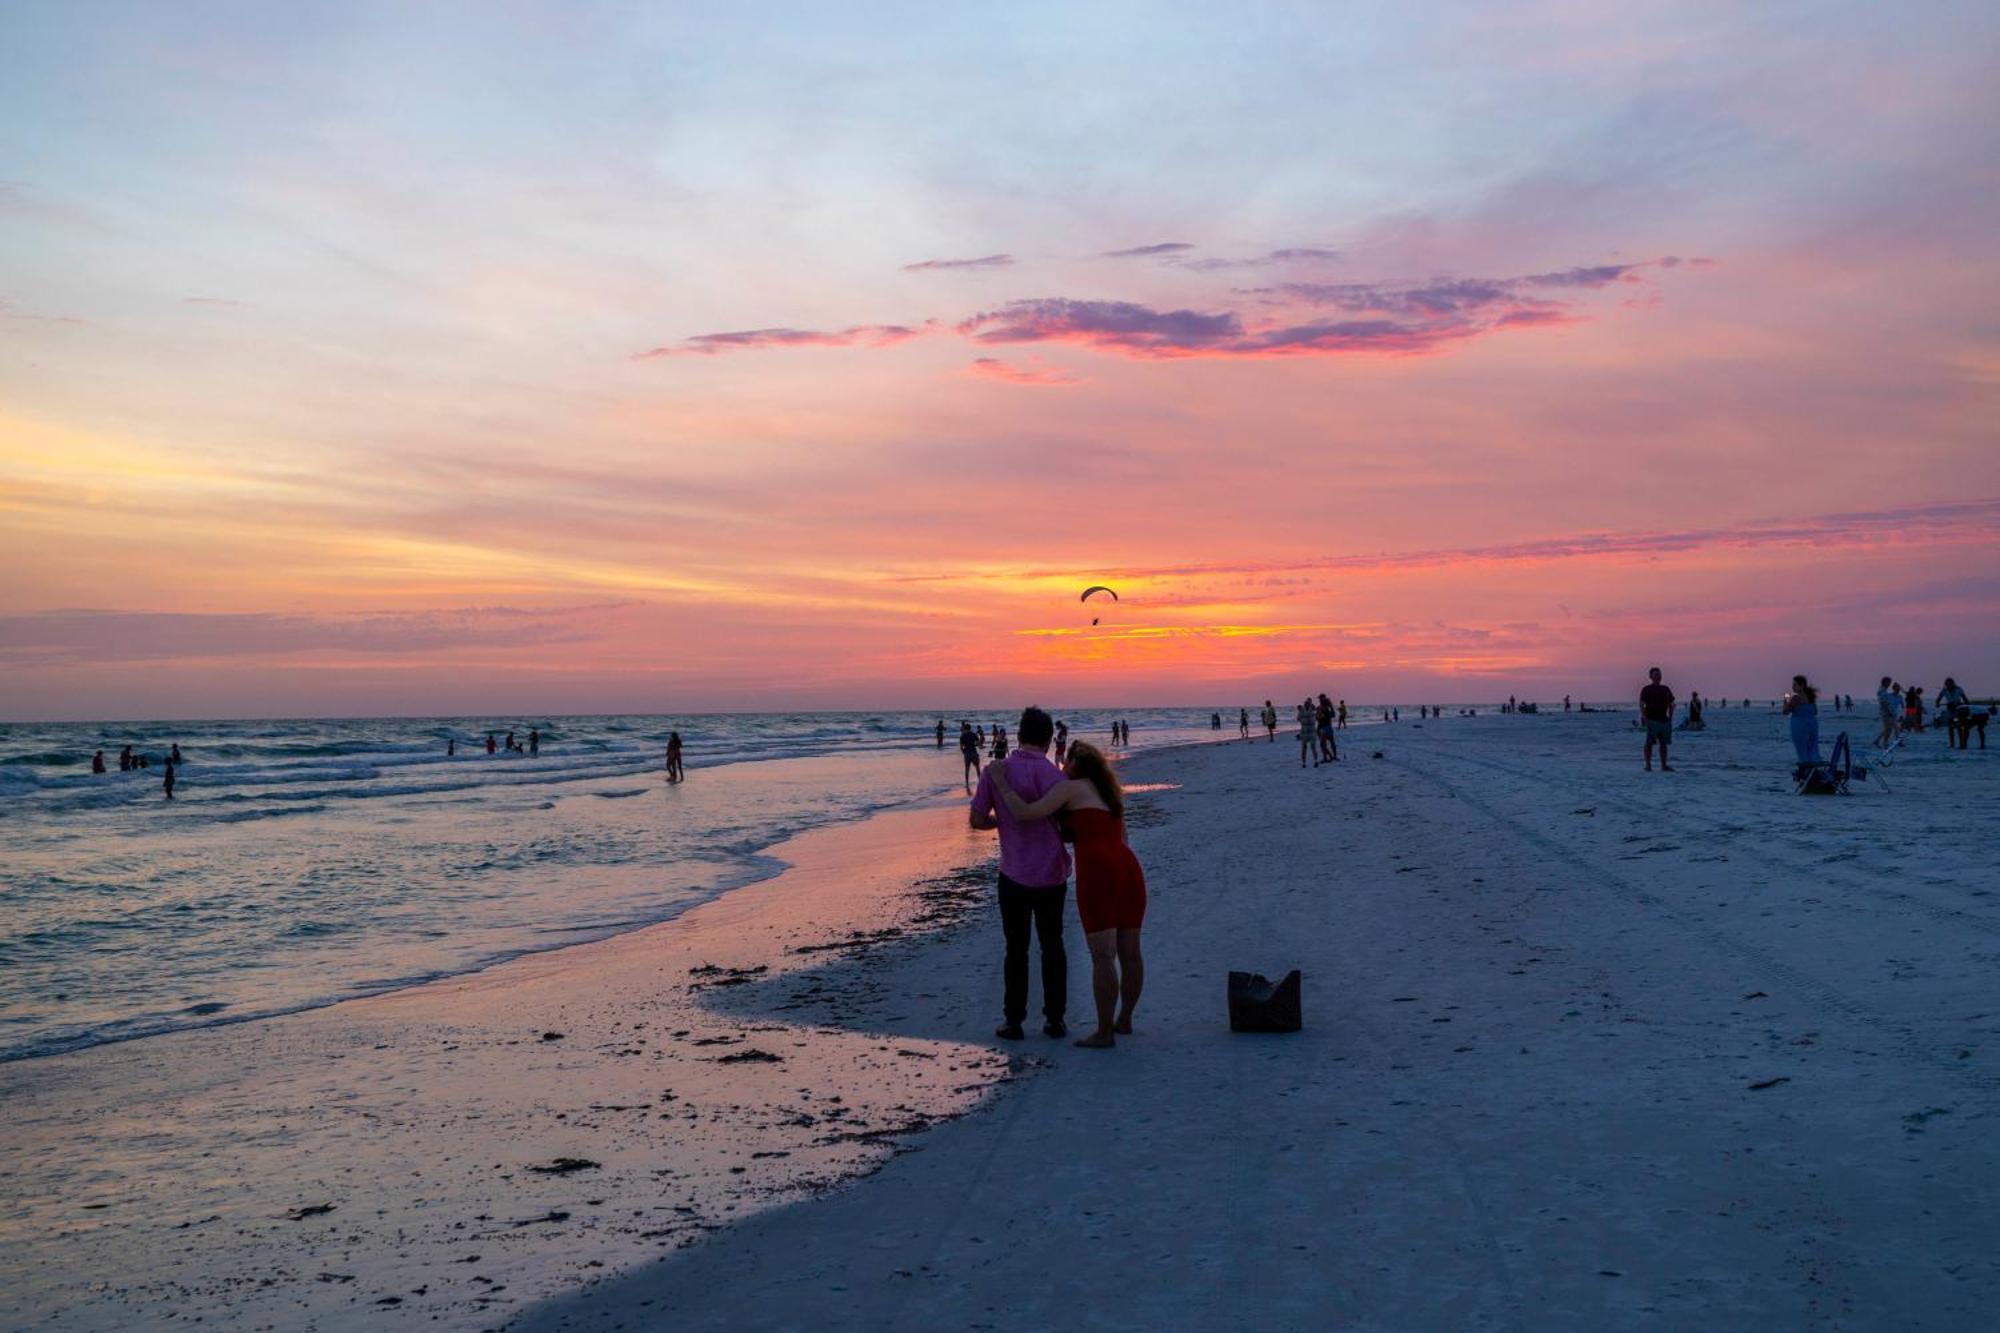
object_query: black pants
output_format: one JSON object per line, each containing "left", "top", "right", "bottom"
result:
{"left": 999, "top": 874, "right": 1067, "bottom": 1025}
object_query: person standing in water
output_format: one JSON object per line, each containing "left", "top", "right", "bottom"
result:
{"left": 1238, "top": 707, "right": 1250, "bottom": 740}
{"left": 959, "top": 722, "right": 983, "bottom": 790}
{"left": 486, "top": 733, "right": 497, "bottom": 755}
{"left": 665, "top": 731, "right": 685, "bottom": 783}
{"left": 1640, "top": 667, "right": 1676, "bottom": 772}
{"left": 528, "top": 728, "right": 540, "bottom": 756}
{"left": 162, "top": 759, "right": 176, "bottom": 800}
{"left": 1054, "top": 719, "right": 1070, "bottom": 764}
{"left": 971, "top": 707, "right": 1071, "bottom": 1041}
{"left": 935, "top": 719, "right": 946, "bottom": 749}
{"left": 92, "top": 749, "right": 106, "bottom": 774}
{"left": 1784, "top": 676, "right": 1822, "bottom": 771}
{"left": 989, "top": 741, "right": 1144, "bottom": 1049}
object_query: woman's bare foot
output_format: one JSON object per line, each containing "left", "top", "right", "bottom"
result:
{"left": 1113, "top": 1018, "right": 1134, "bottom": 1035}
{"left": 1074, "top": 1031, "right": 1115, "bottom": 1049}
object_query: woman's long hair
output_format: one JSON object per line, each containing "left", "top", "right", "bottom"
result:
{"left": 1792, "top": 675, "right": 1818, "bottom": 703}
{"left": 1063, "top": 741, "right": 1124, "bottom": 817}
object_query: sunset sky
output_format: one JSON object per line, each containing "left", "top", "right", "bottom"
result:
{"left": 2, "top": 2, "right": 1995, "bottom": 719}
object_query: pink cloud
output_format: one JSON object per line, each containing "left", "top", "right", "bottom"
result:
{"left": 967, "top": 357, "right": 1083, "bottom": 386}
{"left": 632, "top": 322, "right": 936, "bottom": 358}
{"left": 903, "top": 254, "right": 1014, "bottom": 272}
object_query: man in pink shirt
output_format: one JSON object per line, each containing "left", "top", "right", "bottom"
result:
{"left": 970, "top": 706, "right": 1071, "bottom": 1039}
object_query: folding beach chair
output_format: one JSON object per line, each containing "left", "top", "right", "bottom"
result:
{"left": 1795, "top": 732, "right": 1861, "bottom": 795}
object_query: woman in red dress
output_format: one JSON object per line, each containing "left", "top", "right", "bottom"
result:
{"left": 989, "top": 742, "right": 1146, "bottom": 1048}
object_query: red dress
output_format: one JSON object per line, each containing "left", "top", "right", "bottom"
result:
{"left": 1069, "top": 807, "right": 1147, "bottom": 934}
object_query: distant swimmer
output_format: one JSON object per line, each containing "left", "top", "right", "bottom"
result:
{"left": 119, "top": 744, "right": 134, "bottom": 772}
{"left": 486, "top": 733, "right": 497, "bottom": 755}
{"left": 666, "top": 731, "right": 685, "bottom": 783}
{"left": 448, "top": 737, "right": 456, "bottom": 757}
{"left": 1640, "top": 667, "right": 1675, "bottom": 772}
{"left": 1211, "top": 712, "right": 1222, "bottom": 731}
{"left": 1238, "top": 707, "right": 1250, "bottom": 740}
{"left": 936, "top": 719, "right": 946, "bottom": 749}
{"left": 169, "top": 743, "right": 182, "bottom": 765}
{"left": 162, "top": 759, "right": 176, "bottom": 800}
{"left": 92, "top": 749, "right": 106, "bottom": 774}
{"left": 1261, "top": 700, "right": 1278, "bottom": 742}
{"left": 1564, "top": 695, "right": 1572, "bottom": 712}
{"left": 529, "top": 728, "right": 540, "bottom": 757}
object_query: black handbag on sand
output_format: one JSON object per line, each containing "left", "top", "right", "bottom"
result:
{"left": 1228, "top": 969, "right": 1302, "bottom": 1033}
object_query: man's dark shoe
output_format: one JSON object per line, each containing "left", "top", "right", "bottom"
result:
{"left": 994, "top": 1023, "right": 1025, "bottom": 1041}
{"left": 1043, "top": 1020, "right": 1067, "bottom": 1039}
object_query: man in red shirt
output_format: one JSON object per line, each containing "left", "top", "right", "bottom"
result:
{"left": 1640, "top": 667, "right": 1676, "bottom": 772}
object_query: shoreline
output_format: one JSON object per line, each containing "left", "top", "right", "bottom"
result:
{"left": 0, "top": 779, "right": 1048, "bottom": 1328}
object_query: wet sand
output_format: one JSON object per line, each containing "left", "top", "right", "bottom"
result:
{"left": 0, "top": 797, "right": 1012, "bottom": 1329}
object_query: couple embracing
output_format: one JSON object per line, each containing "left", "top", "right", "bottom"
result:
{"left": 970, "top": 707, "right": 1148, "bottom": 1049}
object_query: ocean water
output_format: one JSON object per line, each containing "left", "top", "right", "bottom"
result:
{"left": 0, "top": 709, "right": 1220, "bottom": 1063}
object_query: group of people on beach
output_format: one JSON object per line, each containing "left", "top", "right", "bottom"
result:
{"left": 1639, "top": 667, "right": 1981, "bottom": 773}
{"left": 950, "top": 715, "right": 1125, "bottom": 792}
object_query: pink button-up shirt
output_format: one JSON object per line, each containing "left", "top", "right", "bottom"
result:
{"left": 971, "top": 748, "right": 1072, "bottom": 887}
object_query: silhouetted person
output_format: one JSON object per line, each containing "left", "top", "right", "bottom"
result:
{"left": 92, "top": 749, "right": 106, "bottom": 774}
{"left": 1640, "top": 667, "right": 1675, "bottom": 772}
{"left": 162, "top": 760, "right": 176, "bottom": 800}
{"left": 1261, "top": 700, "right": 1278, "bottom": 741}
{"left": 486, "top": 733, "right": 497, "bottom": 755}
{"left": 936, "top": 719, "right": 946, "bottom": 749}
{"left": 528, "top": 728, "right": 540, "bottom": 757}
{"left": 666, "top": 731, "right": 685, "bottom": 783}
{"left": 959, "top": 722, "right": 983, "bottom": 790}
{"left": 1784, "top": 675, "right": 1822, "bottom": 770}
{"left": 448, "top": 737, "right": 457, "bottom": 757}
{"left": 971, "top": 707, "right": 1070, "bottom": 1040}
{"left": 1874, "top": 677, "right": 1901, "bottom": 748}
{"left": 119, "top": 745, "right": 134, "bottom": 772}
{"left": 1239, "top": 707, "right": 1250, "bottom": 740}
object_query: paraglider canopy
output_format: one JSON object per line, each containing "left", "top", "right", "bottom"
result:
{"left": 1081, "top": 585, "right": 1117, "bottom": 626}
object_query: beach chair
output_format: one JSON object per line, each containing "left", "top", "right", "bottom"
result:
{"left": 1795, "top": 732, "right": 1859, "bottom": 795}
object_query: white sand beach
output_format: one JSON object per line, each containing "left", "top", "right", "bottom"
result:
{"left": 4, "top": 708, "right": 1996, "bottom": 1330}
{"left": 518, "top": 709, "right": 1998, "bottom": 1330}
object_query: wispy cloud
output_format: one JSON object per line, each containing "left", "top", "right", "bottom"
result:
{"left": 1101, "top": 242, "right": 1194, "bottom": 258}
{"left": 967, "top": 357, "right": 1083, "bottom": 386}
{"left": 903, "top": 253, "right": 1014, "bottom": 272}
{"left": 0, "top": 605, "right": 629, "bottom": 666}
{"left": 1175, "top": 245, "right": 1343, "bottom": 271}
{"left": 641, "top": 253, "right": 1677, "bottom": 364}
{"left": 998, "top": 500, "right": 2000, "bottom": 583}
{"left": 632, "top": 322, "right": 936, "bottom": 358}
